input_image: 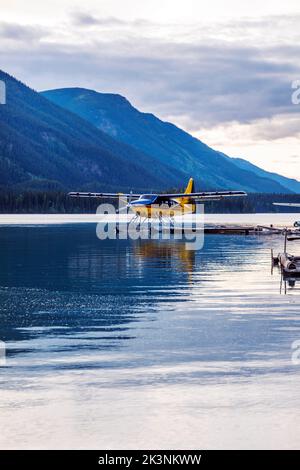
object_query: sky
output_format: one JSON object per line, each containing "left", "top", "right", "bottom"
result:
{"left": 1, "top": 0, "right": 300, "bottom": 179}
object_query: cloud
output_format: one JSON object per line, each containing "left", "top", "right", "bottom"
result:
{"left": 197, "top": 113, "right": 300, "bottom": 146}
{"left": 72, "top": 13, "right": 125, "bottom": 27}
{"left": 247, "top": 114, "right": 300, "bottom": 141}
{"left": 71, "top": 12, "right": 150, "bottom": 28}
{"left": 1, "top": 13, "right": 300, "bottom": 134}
{"left": 194, "top": 115, "right": 300, "bottom": 179}
{"left": 0, "top": 22, "right": 46, "bottom": 41}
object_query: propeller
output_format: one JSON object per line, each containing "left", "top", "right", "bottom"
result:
{"left": 116, "top": 191, "right": 133, "bottom": 215}
{"left": 116, "top": 205, "right": 130, "bottom": 214}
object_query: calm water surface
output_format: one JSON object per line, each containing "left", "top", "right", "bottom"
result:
{"left": 0, "top": 217, "right": 300, "bottom": 449}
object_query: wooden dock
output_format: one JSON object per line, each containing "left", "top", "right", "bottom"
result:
{"left": 272, "top": 229, "right": 300, "bottom": 276}
{"left": 155, "top": 225, "right": 258, "bottom": 235}
{"left": 204, "top": 225, "right": 284, "bottom": 235}
{"left": 127, "top": 221, "right": 300, "bottom": 237}
{"left": 204, "top": 226, "right": 256, "bottom": 235}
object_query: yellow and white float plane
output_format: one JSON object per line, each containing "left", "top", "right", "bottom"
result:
{"left": 69, "top": 178, "right": 246, "bottom": 223}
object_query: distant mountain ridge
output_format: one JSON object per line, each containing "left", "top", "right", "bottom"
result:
{"left": 0, "top": 70, "right": 188, "bottom": 192}
{"left": 42, "top": 87, "right": 300, "bottom": 193}
{"left": 0, "top": 67, "right": 298, "bottom": 194}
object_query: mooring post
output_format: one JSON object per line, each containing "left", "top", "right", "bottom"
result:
{"left": 284, "top": 228, "right": 287, "bottom": 254}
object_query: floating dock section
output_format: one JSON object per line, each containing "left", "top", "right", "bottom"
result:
{"left": 272, "top": 229, "right": 300, "bottom": 276}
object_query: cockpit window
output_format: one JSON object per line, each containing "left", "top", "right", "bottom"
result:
{"left": 140, "top": 194, "right": 158, "bottom": 202}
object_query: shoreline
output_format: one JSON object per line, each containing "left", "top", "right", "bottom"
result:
{"left": 0, "top": 212, "right": 300, "bottom": 227}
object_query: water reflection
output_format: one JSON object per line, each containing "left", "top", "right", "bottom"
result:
{"left": 0, "top": 224, "right": 297, "bottom": 366}
{"left": 280, "top": 273, "right": 300, "bottom": 294}
{"left": 1, "top": 225, "right": 300, "bottom": 448}
{"left": 134, "top": 239, "right": 196, "bottom": 280}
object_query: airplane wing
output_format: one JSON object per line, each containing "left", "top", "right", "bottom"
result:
{"left": 273, "top": 203, "right": 300, "bottom": 207}
{"left": 68, "top": 192, "right": 141, "bottom": 198}
{"left": 68, "top": 190, "right": 247, "bottom": 200}
{"left": 161, "top": 190, "right": 247, "bottom": 200}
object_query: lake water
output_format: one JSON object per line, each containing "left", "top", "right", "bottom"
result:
{"left": 0, "top": 214, "right": 300, "bottom": 449}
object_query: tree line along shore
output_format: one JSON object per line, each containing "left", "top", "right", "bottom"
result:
{"left": 1, "top": 191, "right": 300, "bottom": 214}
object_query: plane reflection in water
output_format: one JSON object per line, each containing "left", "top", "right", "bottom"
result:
{"left": 133, "top": 239, "right": 196, "bottom": 280}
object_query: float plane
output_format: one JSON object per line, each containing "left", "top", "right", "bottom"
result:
{"left": 273, "top": 202, "right": 300, "bottom": 227}
{"left": 69, "top": 178, "right": 246, "bottom": 223}
{"left": 273, "top": 203, "right": 300, "bottom": 208}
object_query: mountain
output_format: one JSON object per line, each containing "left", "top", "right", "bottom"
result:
{"left": 0, "top": 69, "right": 298, "bottom": 194}
{"left": 42, "top": 87, "right": 300, "bottom": 193}
{"left": 0, "top": 70, "right": 187, "bottom": 192}
{"left": 230, "top": 157, "right": 300, "bottom": 194}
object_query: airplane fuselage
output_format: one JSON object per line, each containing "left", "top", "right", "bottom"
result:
{"left": 129, "top": 194, "right": 195, "bottom": 218}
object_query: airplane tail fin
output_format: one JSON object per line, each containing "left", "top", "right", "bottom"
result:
{"left": 177, "top": 178, "right": 196, "bottom": 213}
{"left": 185, "top": 177, "right": 195, "bottom": 195}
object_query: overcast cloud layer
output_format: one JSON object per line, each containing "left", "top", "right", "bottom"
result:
{"left": 1, "top": 3, "right": 300, "bottom": 177}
